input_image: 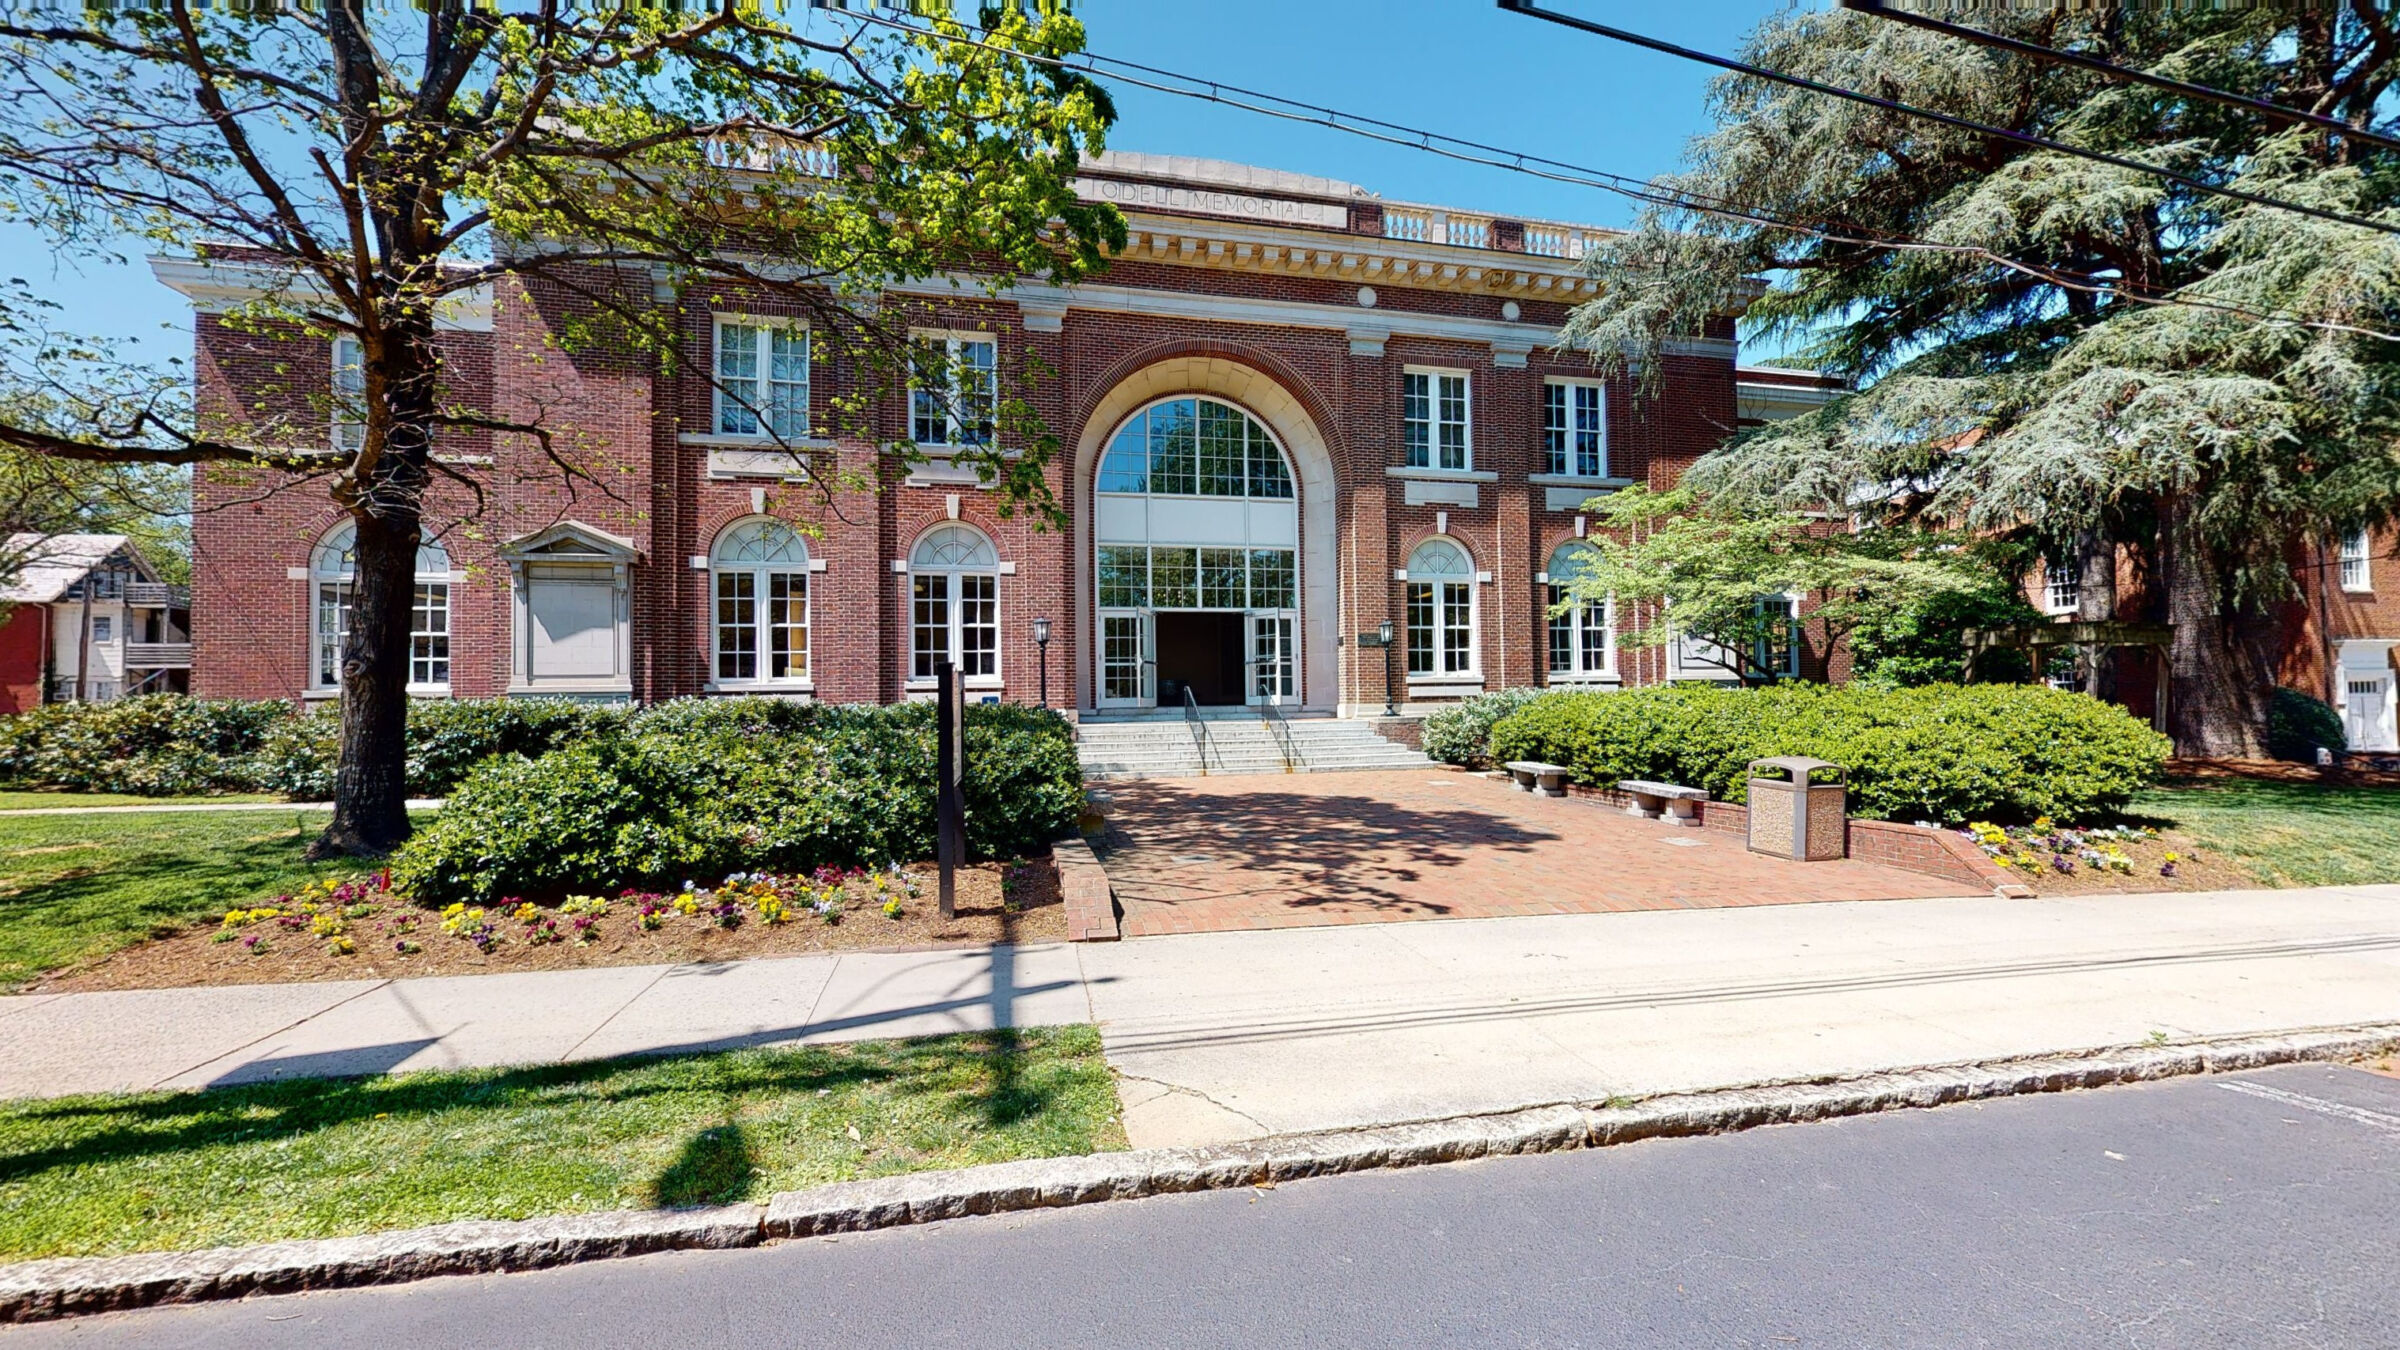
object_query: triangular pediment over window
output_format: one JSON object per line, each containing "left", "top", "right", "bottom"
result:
{"left": 498, "top": 521, "right": 640, "bottom": 564}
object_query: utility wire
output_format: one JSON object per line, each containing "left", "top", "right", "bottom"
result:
{"left": 1839, "top": 0, "right": 2400, "bottom": 158}
{"left": 832, "top": 9, "right": 2400, "bottom": 343}
{"left": 1497, "top": 0, "right": 2400, "bottom": 239}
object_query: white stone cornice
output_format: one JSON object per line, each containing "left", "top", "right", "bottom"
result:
{"left": 148, "top": 256, "right": 494, "bottom": 332}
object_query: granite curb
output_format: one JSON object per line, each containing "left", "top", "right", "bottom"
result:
{"left": 7, "top": 1024, "right": 2396, "bottom": 1324}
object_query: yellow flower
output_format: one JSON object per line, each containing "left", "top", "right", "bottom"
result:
{"left": 328, "top": 936, "right": 357, "bottom": 956}
{"left": 512, "top": 902, "right": 540, "bottom": 924}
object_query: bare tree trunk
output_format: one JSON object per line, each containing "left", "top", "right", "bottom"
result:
{"left": 2161, "top": 499, "right": 2274, "bottom": 758}
{"left": 311, "top": 323, "right": 438, "bottom": 858}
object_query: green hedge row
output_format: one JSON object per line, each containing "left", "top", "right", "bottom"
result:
{"left": 1486, "top": 683, "right": 2170, "bottom": 824}
{"left": 256, "top": 700, "right": 626, "bottom": 799}
{"left": 0, "top": 696, "right": 287, "bottom": 795}
{"left": 1420, "top": 687, "right": 1547, "bottom": 768}
{"left": 388, "top": 700, "right": 1085, "bottom": 905}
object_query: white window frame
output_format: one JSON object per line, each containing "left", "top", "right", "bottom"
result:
{"left": 309, "top": 522, "right": 453, "bottom": 696}
{"left": 1541, "top": 378, "right": 1607, "bottom": 480}
{"left": 1753, "top": 592, "right": 1802, "bottom": 679}
{"left": 712, "top": 315, "right": 811, "bottom": 441}
{"left": 1402, "top": 366, "right": 1472, "bottom": 472}
{"left": 2043, "top": 554, "right": 2083, "bottom": 615}
{"left": 906, "top": 524, "right": 1002, "bottom": 688}
{"left": 90, "top": 616, "right": 114, "bottom": 646}
{"left": 331, "top": 336, "right": 365, "bottom": 454}
{"left": 708, "top": 517, "right": 813, "bottom": 689}
{"left": 1542, "top": 546, "right": 1614, "bottom": 681}
{"left": 909, "top": 330, "right": 998, "bottom": 449}
{"left": 1403, "top": 538, "right": 1478, "bottom": 679}
{"left": 2340, "top": 529, "right": 2374, "bottom": 593}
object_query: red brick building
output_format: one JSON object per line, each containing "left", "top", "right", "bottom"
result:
{"left": 163, "top": 152, "right": 1791, "bottom": 720}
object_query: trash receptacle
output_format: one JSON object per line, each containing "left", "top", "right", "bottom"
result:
{"left": 1746, "top": 757, "right": 1847, "bottom": 861}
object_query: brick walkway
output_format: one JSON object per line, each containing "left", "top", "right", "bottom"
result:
{"left": 1096, "top": 769, "right": 1972, "bottom": 938}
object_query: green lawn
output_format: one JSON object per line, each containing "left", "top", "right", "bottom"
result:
{"left": 2133, "top": 780, "right": 2400, "bottom": 887}
{"left": 0, "top": 1027, "right": 1123, "bottom": 1261}
{"left": 0, "top": 790, "right": 286, "bottom": 812}
{"left": 0, "top": 808, "right": 353, "bottom": 988}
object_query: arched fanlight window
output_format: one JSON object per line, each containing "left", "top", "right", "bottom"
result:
{"left": 310, "top": 521, "right": 452, "bottom": 691}
{"left": 908, "top": 525, "right": 999, "bottom": 682}
{"left": 1404, "top": 539, "right": 1475, "bottom": 677}
{"left": 1096, "top": 397, "right": 1294, "bottom": 500}
{"left": 1545, "top": 542, "right": 1613, "bottom": 679}
{"left": 710, "top": 518, "right": 810, "bottom": 684}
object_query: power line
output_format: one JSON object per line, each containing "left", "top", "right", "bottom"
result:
{"left": 831, "top": 9, "right": 2400, "bottom": 343}
{"left": 1839, "top": 0, "right": 2400, "bottom": 158}
{"left": 1497, "top": 0, "right": 2400, "bottom": 239}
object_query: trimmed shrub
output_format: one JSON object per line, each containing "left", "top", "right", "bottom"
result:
{"left": 255, "top": 698, "right": 625, "bottom": 799}
{"left": 1421, "top": 687, "right": 1548, "bottom": 767}
{"left": 2265, "top": 688, "right": 2345, "bottom": 762}
{"left": 389, "top": 702, "right": 1083, "bottom": 905}
{"left": 1488, "top": 683, "right": 2169, "bottom": 824}
{"left": 0, "top": 695, "right": 287, "bottom": 795}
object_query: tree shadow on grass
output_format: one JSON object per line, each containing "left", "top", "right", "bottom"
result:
{"left": 648, "top": 1122, "right": 757, "bottom": 1209}
{"left": 0, "top": 1047, "right": 904, "bottom": 1189}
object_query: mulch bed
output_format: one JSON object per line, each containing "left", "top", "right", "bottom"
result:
{"left": 2166, "top": 758, "right": 2400, "bottom": 788}
{"left": 32, "top": 854, "right": 1065, "bottom": 994}
{"left": 1978, "top": 828, "right": 2255, "bottom": 896}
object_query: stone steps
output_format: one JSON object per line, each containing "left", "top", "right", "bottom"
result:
{"left": 1077, "top": 716, "right": 1431, "bottom": 780}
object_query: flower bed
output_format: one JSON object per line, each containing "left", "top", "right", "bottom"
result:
{"left": 33, "top": 854, "right": 1063, "bottom": 993}
{"left": 1955, "top": 818, "right": 2252, "bottom": 895}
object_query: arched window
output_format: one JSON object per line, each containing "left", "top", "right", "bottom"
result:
{"left": 909, "top": 525, "right": 999, "bottom": 682}
{"left": 710, "top": 518, "right": 810, "bottom": 684}
{"left": 1404, "top": 538, "right": 1475, "bottom": 678}
{"left": 310, "top": 521, "right": 452, "bottom": 692}
{"left": 1545, "top": 542, "right": 1613, "bottom": 679}
{"left": 1096, "top": 397, "right": 1293, "bottom": 500}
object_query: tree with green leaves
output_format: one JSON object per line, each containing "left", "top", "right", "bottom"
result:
{"left": 0, "top": 0, "right": 1121, "bottom": 852}
{"left": 1560, "top": 5, "right": 2400, "bottom": 753}
{"left": 1556, "top": 484, "right": 1989, "bottom": 686}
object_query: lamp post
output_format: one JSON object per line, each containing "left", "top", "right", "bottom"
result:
{"left": 1378, "top": 618, "right": 1396, "bottom": 717}
{"left": 1033, "top": 616, "right": 1052, "bottom": 709}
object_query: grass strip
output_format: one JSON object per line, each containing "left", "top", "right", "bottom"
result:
{"left": 0, "top": 791, "right": 283, "bottom": 812}
{"left": 2133, "top": 780, "right": 2400, "bottom": 888}
{"left": 0, "top": 810, "right": 355, "bottom": 989}
{"left": 0, "top": 1026, "right": 1124, "bottom": 1262}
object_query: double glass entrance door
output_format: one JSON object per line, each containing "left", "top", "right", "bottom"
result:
{"left": 1099, "top": 610, "right": 1293, "bottom": 709}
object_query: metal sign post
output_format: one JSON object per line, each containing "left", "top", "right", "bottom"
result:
{"left": 936, "top": 660, "right": 964, "bottom": 920}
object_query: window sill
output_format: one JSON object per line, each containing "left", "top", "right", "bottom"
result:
{"left": 904, "top": 677, "right": 1005, "bottom": 691}
{"left": 1546, "top": 674, "right": 1620, "bottom": 687}
{"left": 2341, "top": 585, "right": 2375, "bottom": 596}
{"left": 1527, "top": 474, "right": 1633, "bottom": 489}
{"left": 1385, "top": 466, "right": 1497, "bottom": 483}
{"left": 706, "top": 681, "right": 814, "bottom": 694}
{"left": 682, "top": 433, "right": 834, "bottom": 451}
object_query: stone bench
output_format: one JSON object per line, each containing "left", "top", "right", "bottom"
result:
{"left": 1503, "top": 761, "right": 1573, "bottom": 798}
{"left": 1618, "top": 779, "right": 1707, "bottom": 827}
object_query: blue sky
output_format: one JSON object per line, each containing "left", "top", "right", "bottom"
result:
{"left": 5, "top": 0, "right": 1799, "bottom": 359}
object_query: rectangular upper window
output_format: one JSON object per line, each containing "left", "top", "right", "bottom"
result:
{"left": 2341, "top": 529, "right": 2373, "bottom": 592}
{"left": 2043, "top": 555, "right": 2083, "bottom": 615}
{"left": 331, "top": 337, "right": 365, "bottom": 453}
{"left": 714, "top": 317, "right": 810, "bottom": 439}
{"left": 910, "top": 333, "right": 997, "bottom": 447}
{"left": 1402, "top": 368, "right": 1470, "bottom": 471}
{"left": 1542, "top": 379, "right": 1606, "bottom": 478}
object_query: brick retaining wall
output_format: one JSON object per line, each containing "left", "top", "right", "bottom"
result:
{"left": 1565, "top": 781, "right": 2014, "bottom": 895}
{"left": 1054, "top": 836, "right": 1118, "bottom": 942}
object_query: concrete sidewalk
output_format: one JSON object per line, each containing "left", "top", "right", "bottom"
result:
{"left": 0, "top": 944, "right": 1091, "bottom": 1098}
{"left": 1083, "top": 884, "right": 2400, "bottom": 1146}
{"left": 3, "top": 887, "right": 2397, "bottom": 1149}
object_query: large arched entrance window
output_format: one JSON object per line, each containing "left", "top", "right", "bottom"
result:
{"left": 1093, "top": 396, "right": 1299, "bottom": 708}
{"left": 310, "top": 521, "right": 452, "bottom": 694}
{"left": 710, "top": 518, "right": 809, "bottom": 686}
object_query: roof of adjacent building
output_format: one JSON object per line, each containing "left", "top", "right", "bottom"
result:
{"left": 0, "top": 533, "right": 142, "bottom": 604}
{"left": 1082, "top": 151, "right": 1368, "bottom": 203}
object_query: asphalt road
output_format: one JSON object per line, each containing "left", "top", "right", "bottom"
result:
{"left": 10, "top": 1064, "right": 2398, "bottom": 1349}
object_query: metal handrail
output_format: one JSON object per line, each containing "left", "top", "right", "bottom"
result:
{"left": 1245, "top": 658, "right": 1300, "bottom": 773}
{"left": 1180, "top": 684, "right": 1218, "bottom": 775}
